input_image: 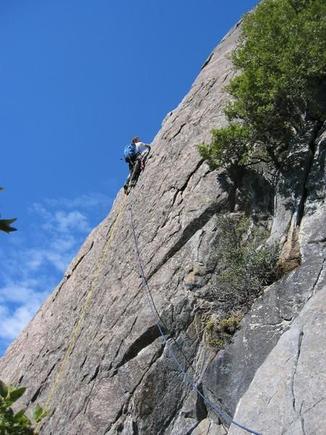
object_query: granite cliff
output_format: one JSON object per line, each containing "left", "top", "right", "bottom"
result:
{"left": 1, "top": 19, "right": 326, "bottom": 435}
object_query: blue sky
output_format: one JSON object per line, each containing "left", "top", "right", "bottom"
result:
{"left": 0, "top": 0, "right": 259, "bottom": 355}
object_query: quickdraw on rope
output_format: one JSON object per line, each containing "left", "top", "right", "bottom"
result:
{"left": 126, "top": 198, "right": 262, "bottom": 435}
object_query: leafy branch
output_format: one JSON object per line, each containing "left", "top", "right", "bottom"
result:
{"left": 0, "top": 380, "right": 47, "bottom": 434}
{"left": 0, "top": 188, "right": 16, "bottom": 233}
{"left": 199, "top": 0, "right": 326, "bottom": 171}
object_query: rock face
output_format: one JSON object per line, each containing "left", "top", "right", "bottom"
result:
{"left": 229, "top": 284, "right": 326, "bottom": 435}
{"left": 1, "top": 19, "right": 326, "bottom": 435}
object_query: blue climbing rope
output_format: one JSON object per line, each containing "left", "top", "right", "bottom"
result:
{"left": 127, "top": 201, "right": 262, "bottom": 435}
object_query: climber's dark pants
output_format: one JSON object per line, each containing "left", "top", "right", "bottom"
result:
{"left": 127, "top": 159, "right": 135, "bottom": 174}
{"left": 129, "top": 159, "right": 141, "bottom": 185}
{"left": 125, "top": 156, "right": 134, "bottom": 173}
{"left": 124, "top": 150, "right": 150, "bottom": 192}
{"left": 124, "top": 156, "right": 137, "bottom": 191}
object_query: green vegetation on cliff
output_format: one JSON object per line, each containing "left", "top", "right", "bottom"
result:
{"left": 199, "top": 0, "right": 326, "bottom": 169}
{"left": 0, "top": 188, "right": 16, "bottom": 234}
{"left": 216, "top": 215, "right": 279, "bottom": 307}
{"left": 0, "top": 380, "right": 46, "bottom": 434}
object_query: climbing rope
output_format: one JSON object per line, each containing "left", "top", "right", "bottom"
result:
{"left": 37, "top": 201, "right": 127, "bottom": 430}
{"left": 126, "top": 198, "right": 262, "bottom": 435}
{"left": 37, "top": 175, "right": 261, "bottom": 435}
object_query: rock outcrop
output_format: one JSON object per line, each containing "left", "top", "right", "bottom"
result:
{"left": 1, "top": 18, "right": 326, "bottom": 435}
{"left": 229, "top": 283, "right": 326, "bottom": 435}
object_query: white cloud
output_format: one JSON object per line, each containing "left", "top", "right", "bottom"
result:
{"left": 54, "top": 210, "right": 91, "bottom": 233}
{"left": 0, "top": 192, "right": 111, "bottom": 349}
{"left": 43, "top": 192, "right": 112, "bottom": 211}
{"left": 0, "top": 304, "right": 39, "bottom": 340}
{"left": 50, "top": 237, "right": 75, "bottom": 253}
{"left": 0, "top": 282, "right": 47, "bottom": 340}
{"left": 0, "top": 281, "right": 42, "bottom": 304}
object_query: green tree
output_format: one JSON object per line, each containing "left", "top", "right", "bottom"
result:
{"left": 0, "top": 188, "right": 16, "bottom": 233}
{"left": 199, "top": 0, "right": 326, "bottom": 170}
{"left": 0, "top": 380, "right": 46, "bottom": 435}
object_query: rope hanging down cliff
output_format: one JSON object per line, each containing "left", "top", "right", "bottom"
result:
{"left": 126, "top": 198, "right": 262, "bottom": 435}
{"left": 38, "top": 184, "right": 261, "bottom": 434}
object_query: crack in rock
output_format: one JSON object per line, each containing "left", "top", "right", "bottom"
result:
{"left": 148, "top": 199, "right": 224, "bottom": 280}
{"left": 308, "top": 257, "right": 326, "bottom": 300}
{"left": 302, "top": 396, "right": 326, "bottom": 416}
{"left": 171, "top": 123, "right": 187, "bottom": 140}
{"left": 102, "top": 345, "right": 164, "bottom": 434}
{"left": 290, "top": 330, "right": 305, "bottom": 434}
{"left": 178, "top": 160, "right": 204, "bottom": 194}
{"left": 115, "top": 324, "right": 163, "bottom": 370}
{"left": 296, "top": 121, "right": 324, "bottom": 226}
{"left": 28, "top": 362, "right": 57, "bottom": 404}
{"left": 307, "top": 237, "right": 326, "bottom": 244}
{"left": 65, "top": 241, "right": 95, "bottom": 280}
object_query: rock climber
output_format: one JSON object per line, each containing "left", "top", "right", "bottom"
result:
{"left": 123, "top": 137, "right": 151, "bottom": 193}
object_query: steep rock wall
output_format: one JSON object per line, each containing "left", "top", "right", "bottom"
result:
{"left": 227, "top": 126, "right": 326, "bottom": 435}
{"left": 0, "top": 22, "right": 242, "bottom": 435}
{"left": 1, "top": 18, "right": 326, "bottom": 435}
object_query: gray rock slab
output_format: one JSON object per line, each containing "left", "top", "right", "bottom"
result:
{"left": 202, "top": 253, "right": 326, "bottom": 419}
{"left": 229, "top": 284, "right": 326, "bottom": 435}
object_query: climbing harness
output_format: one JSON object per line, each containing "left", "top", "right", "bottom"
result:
{"left": 126, "top": 196, "right": 262, "bottom": 435}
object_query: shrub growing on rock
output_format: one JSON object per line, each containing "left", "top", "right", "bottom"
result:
{"left": 216, "top": 215, "right": 279, "bottom": 308}
{"left": 199, "top": 0, "right": 326, "bottom": 170}
{"left": 203, "top": 313, "right": 242, "bottom": 349}
{"left": 0, "top": 380, "right": 46, "bottom": 434}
